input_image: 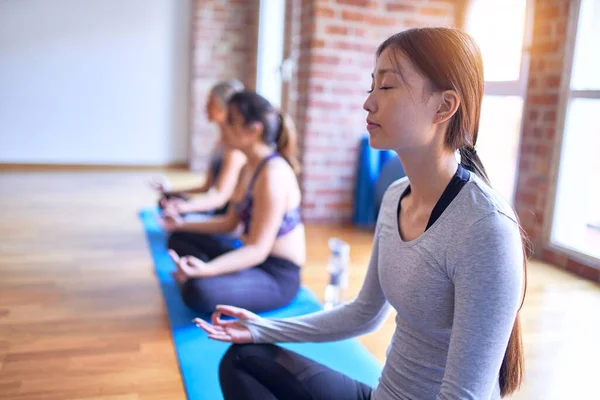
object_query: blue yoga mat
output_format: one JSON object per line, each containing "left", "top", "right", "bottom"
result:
{"left": 139, "top": 209, "right": 382, "bottom": 399}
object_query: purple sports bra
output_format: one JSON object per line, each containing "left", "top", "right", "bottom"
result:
{"left": 234, "top": 153, "right": 302, "bottom": 237}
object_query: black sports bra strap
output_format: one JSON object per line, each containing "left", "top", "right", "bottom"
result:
{"left": 246, "top": 153, "right": 279, "bottom": 194}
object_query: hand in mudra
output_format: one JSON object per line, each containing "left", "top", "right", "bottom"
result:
{"left": 193, "top": 305, "right": 259, "bottom": 344}
{"left": 149, "top": 176, "right": 171, "bottom": 193}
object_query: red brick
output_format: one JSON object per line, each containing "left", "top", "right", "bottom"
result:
{"left": 312, "top": 70, "right": 335, "bottom": 79}
{"left": 533, "top": 20, "right": 552, "bottom": 38}
{"left": 536, "top": 4, "right": 561, "bottom": 21}
{"left": 332, "top": 41, "right": 374, "bottom": 53}
{"left": 312, "top": 54, "right": 341, "bottom": 65}
{"left": 309, "top": 84, "right": 325, "bottom": 93}
{"left": 313, "top": 39, "right": 326, "bottom": 48}
{"left": 332, "top": 87, "right": 366, "bottom": 95}
{"left": 545, "top": 74, "right": 561, "bottom": 88}
{"left": 307, "top": 100, "right": 342, "bottom": 110}
{"left": 336, "top": 72, "right": 363, "bottom": 81}
{"left": 303, "top": 173, "right": 336, "bottom": 182}
{"left": 529, "top": 93, "right": 558, "bottom": 106}
{"left": 325, "top": 25, "right": 349, "bottom": 35}
{"left": 420, "top": 7, "right": 449, "bottom": 17}
{"left": 531, "top": 40, "right": 559, "bottom": 54}
{"left": 315, "top": 188, "right": 348, "bottom": 196}
{"left": 555, "top": 20, "right": 567, "bottom": 38}
{"left": 515, "top": 192, "right": 537, "bottom": 207}
{"left": 341, "top": 10, "right": 365, "bottom": 22}
{"left": 519, "top": 158, "right": 531, "bottom": 171}
{"left": 386, "top": 3, "right": 415, "bottom": 12}
{"left": 336, "top": 0, "right": 374, "bottom": 7}
{"left": 353, "top": 28, "right": 367, "bottom": 37}
{"left": 301, "top": 21, "right": 315, "bottom": 36}
{"left": 371, "top": 15, "right": 398, "bottom": 26}
{"left": 315, "top": 6, "right": 335, "bottom": 18}
{"left": 543, "top": 110, "right": 556, "bottom": 122}
{"left": 527, "top": 77, "right": 539, "bottom": 89}
{"left": 531, "top": 126, "right": 543, "bottom": 139}
{"left": 322, "top": 201, "right": 354, "bottom": 210}
{"left": 401, "top": 18, "right": 422, "bottom": 28}
{"left": 528, "top": 110, "right": 539, "bottom": 121}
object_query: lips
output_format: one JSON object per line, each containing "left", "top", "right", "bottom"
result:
{"left": 366, "top": 119, "right": 380, "bottom": 130}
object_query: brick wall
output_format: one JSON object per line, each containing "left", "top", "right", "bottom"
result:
{"left": 189, "top": 0, "right": 259, "bottom": 171}
{"left": 289, "top": 0, "right": 461, "bottom": 222}
{"left": 514, "top": 0, "right": 600, "bottom": 281}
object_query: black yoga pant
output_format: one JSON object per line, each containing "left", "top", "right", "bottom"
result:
{"left": 219, "top": 344, "right": 373, "bottom": 400}
{"left": 167, "top": 232, "right": 300, "bottom": 314}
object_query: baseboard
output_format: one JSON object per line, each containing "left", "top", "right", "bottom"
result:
{"left": 0, "top": 162, "right": 189, "bottom": 171}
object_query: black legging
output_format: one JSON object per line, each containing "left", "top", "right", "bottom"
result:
{"left": 167, "top": 232, "right": 300, "bottom": 314}
{"left": 219, "top": 344, "right": 373, "bottom": 400}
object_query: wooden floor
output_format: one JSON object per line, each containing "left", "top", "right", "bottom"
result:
{"left": 1, "top": 169, "right": 599, "bottom": 400}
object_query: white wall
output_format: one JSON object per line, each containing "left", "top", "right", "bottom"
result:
{"left": 0, "top": 0, "right": 191, "bottom": 165}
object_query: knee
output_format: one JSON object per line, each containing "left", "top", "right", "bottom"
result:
{"left": 219, "top": 344, "right": 273, "bottom": 377}
{"left": 166, "top": 232, "right": 182, "bottom": 249}
{"left": 219, "top": 344, "right": 243, "bottom": 378}
{"left": 167, "top": 232, "right": 191, "bottom": 253}
{"left": 180, "top": 279, "right": 219, "bottom": 314}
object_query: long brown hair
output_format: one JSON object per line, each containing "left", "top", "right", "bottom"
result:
{"left": 377, "top": 28, "right": 529, "bottom": 396}
{"left": 228, "top": 91, "right": 300, "bottom": 174}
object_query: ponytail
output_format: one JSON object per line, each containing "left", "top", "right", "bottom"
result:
{"left": 277, "top": 113, "right": 301, "bottom": 175}
{"left": 459, "top": 146, "right": 490, "bottom": 185}
{"left": 460, "top": 145, "right": 529, "bottom": 397}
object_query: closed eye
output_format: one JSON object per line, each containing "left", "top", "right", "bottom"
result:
{"left": 367, "top": 86, "right": 393, "bottom": 93}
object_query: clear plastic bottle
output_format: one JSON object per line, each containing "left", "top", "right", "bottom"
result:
{"left": 324, "top": 237, "right": 350, "bottom": 310}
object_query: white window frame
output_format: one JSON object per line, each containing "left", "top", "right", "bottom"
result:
{"left": 545, "top": 0, "right": 600, "bottom": 264}
{"left": 464, "top": 0, "right": 535, "bottom": 204}
{"left": 255, "top": 0, "right": 286, "bottom": 108}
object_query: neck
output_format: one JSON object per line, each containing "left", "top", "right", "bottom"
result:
{"left": 397, "top": 146, "right": 458, "bottom": 207}
{"left": 245, "top": 143, "right": 274, "bottom": 168}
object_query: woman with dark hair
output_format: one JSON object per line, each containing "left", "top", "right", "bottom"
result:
{"left": 151, "top": 79, "right": 246, "bottom": 216}
{"left": 160, "top": 91, "right": 305, "bottom": 315}
{"left": 195, "top": 28, "right": 528, "bottom": 399}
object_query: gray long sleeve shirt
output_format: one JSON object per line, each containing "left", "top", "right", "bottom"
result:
{"left": 243, "top": 175, "right": 524, "bottom": 400}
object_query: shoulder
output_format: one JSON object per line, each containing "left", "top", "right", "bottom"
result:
{"left": 255, "top": 156, "right": 296, "bottom": 192}
{"left": 222, "top": 148, "right": 246, "bottom": 164}
{"left": 379, "top": 177, "right": 409, "bottom": 212}
{"left": 454, "top": 174, "right": 519, "bottom": 227}
{"left": 445, "top": 176, "right": 524, "bottom": 275}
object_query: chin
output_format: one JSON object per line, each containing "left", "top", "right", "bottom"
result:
{"left": 367, "top": 133, "right": 387, "bottom": 150}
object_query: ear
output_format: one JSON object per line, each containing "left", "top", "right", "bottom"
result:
{"left": 248, "top": 121, "right": 263, "bottom": 139}
{"left": 435, "top": 90, "right": 460, "bottom": 124}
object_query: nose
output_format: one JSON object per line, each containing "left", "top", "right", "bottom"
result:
{"left": 363, "top": 91, "right": 376, "bottom": 114}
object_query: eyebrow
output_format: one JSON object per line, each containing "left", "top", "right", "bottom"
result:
{"left": 371, "top": 68, "right": 402, "bottom": 78}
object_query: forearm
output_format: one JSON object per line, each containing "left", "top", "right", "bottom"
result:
{"left": 166, "top": 182, "right": 209, "bottom": 196}
{"left": 183, "top": 190, "right": 229, "bottom": 212}
{"left": 177, "top": 216, "right": 235, "bottom": 235}
{"left": 204, "top": 245, "right": 267, "bottom": 276}
{"left": 243, "top": 299, "right": 392, "bottom": 344}
{"left": 185, "top": 182, "right": 211, "bottom": 194}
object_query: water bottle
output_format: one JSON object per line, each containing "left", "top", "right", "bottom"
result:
{"left": 324, "top": 238, "right": 350, "bottom": 310}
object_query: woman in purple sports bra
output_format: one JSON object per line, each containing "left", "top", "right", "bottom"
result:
{"left": 159, "top": 91, "right": 306, "bottom": 314}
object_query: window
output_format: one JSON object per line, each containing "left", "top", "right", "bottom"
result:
{"left": 551, "top": 0, "right": 600, "bottom": 260}
{"left": 255, "top": 0, "right": 286, "bottom": 108}
{"left": 464, "top": 0, "right": 533, "bottom": 203}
